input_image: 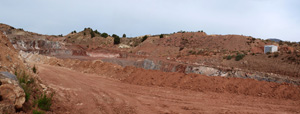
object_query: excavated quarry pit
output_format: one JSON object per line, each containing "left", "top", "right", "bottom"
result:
{"left": 11, "top": 37, "right": 300, "bottom": 85}
{"left": 2, "top": 25, "right": 300, "bottom": 113}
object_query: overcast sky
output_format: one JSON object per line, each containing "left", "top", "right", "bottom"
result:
{"left": 0, "top": 0, "right": 299, "bottom": 41}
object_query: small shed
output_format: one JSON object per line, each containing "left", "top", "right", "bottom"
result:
{"left": 264, "top": 45, "right": 278, "bottom": 53}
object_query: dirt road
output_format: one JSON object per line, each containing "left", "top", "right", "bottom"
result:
{"left": 38, "top": 64, "right": 300, "bottom": 114}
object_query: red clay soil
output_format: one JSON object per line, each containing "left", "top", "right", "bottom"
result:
{"left": 121, "top": 67, "right": 300, "bottom": 101}
{"left": 37, "top": 64, "right": 300, "bottom": 114}
{"left": 44, "top": 57, "right": 300, "bottom": 101}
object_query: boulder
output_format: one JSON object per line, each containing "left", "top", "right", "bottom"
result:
{"left": 0, "top": 72, "right": 25, "bottom": 113}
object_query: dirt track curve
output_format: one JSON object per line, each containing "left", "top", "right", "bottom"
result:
{"left": 38, "top": 64, "right": 300, "bottom": 114}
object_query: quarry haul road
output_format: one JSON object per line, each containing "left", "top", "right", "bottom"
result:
{"left": 37, "top": 64, "right": 300, "bottom": 114}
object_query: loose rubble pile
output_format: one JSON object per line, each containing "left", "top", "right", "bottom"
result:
{"left": 0, "top": 72, "right": 25, "bottom": 113}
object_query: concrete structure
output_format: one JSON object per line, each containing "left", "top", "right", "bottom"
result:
{"left": 264, "top": 45, "right": 278, "bottom": 53}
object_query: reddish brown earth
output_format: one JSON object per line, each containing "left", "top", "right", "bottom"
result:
{"left": 37, "top": 64, "right": 300, "bottom": 114}
{"left": 2, "top": 23, "right": 300, "bottom": 113}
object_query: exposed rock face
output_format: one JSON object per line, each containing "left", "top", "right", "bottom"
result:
{"left": 185, "top": 66, "right": 227, "bottom": 76}
{"left": 102, "top": 58, "right": 300, "bottom": 85}
{"left": 12, "top": 40, "right": 62, "bottom": 51}
{"left": 118, "top": 44, "right": 131, "bottom": 49}
{"left": 86, "top": 52, "right": 120, "bottom": 58}
{"left": 0, "top": 72, "right": 25, "bottom": 113}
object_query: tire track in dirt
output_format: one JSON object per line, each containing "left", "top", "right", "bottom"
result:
{"left": 37, "top": 64, "right": 300, "bottom": 114}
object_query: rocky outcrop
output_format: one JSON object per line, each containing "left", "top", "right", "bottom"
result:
{"left": 102, "top": 58, "right": 300, "bottom": 85}
{"left": 185, "top": 66, "right": 227, "bottom": 76}
{"left": 11, "top": 40, "right": 63, "bottom": 51}
{"left": 0, "top": 72, "right": 25, "bottom": 114}
{"left": 86, "top": 52, "right": 120, "bottom": 58}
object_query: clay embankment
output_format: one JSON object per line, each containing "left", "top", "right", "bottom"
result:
{"left": 22, "top": 52, "right": 300, "bottom": 101}
{"left": 38, "top": 63, "right": 300, "bottom": 114}
{"left": 19, "top": 50, "right": 300, "bottom": 113}
{"left": 14, "top": 38, "right": 300, "bottom": 85}
{"left": 101, "top": 58, "right": 300, "bottom": 85}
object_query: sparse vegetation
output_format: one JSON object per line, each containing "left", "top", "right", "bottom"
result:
{"left": 101, "top": 33, "right": 108, "bottom": 38}
{"left": 16, "top": 71, "right": 34, "bottom": 102}
{"left": 71, "top": 30, "right": 77, "bottom": 34}
{"left": 37, "top": 93, "right": 52, "bottom": 111}
{"left": 188, "top": 50, "right": 196, "bottom": 55}
{"left": 160, "top": 34, "right": 164, "bottom": 38}
{"left": 90, "top": 30, "right": 95, "bottom": 38}
{"left": 94, "top": 30, "right": 101, "bottom": 35}
{"left": 177, "top": 30, "right": 186, "bottom": 33}
{"left": 235, "top": 53, "right": 245, "bottom": 61}
{"left": 32, "top": 65, "right": 37, "bottom": 74}
{"left": 112, "top": 34, "right": 120, "bottom": 44}
{"left": 32, "top": 109, "right": 45, "bottom": 114}
{"left": 141, "top": 35, "right": 148, "bottom": 42}
{"left": 14, "top": 69, "right": 53, "bottom": 112}
{"left": 223, "top": 55, "right": 232, "bottom": 60}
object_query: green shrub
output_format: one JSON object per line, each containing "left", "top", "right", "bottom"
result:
{"left": 37, "top": 93, "right": 52, "bottom": 111}
{"left": 90, "top": 30, "right": 95, "bottom": 38}
{"left": 226, "top": 55, "right": 232, "bottom": 60}
{"left": 19, "top": 71, "right": 29, "bottom": 84}
{"left": 188, "top": 50, "right": 196, "bottom": 55}
{"left": 22, "top": 84, "right": 31, "bottom": 102}
{"left": 160, "top": 34, "right": 164, "bottom": 38}
{"left": 16, "top": 71, "right": 33, "bottom": 102}
{"left": 94, "top": 30, "right": 101, "bottom": 35}
{"left": 122, "top": 34, "right": 126, "bottom": 38}
{"left": 235, "top": 54, "right": 245, "bottom": 61}
{"left": 32, "top": 65, "right": 37, "bottom": 74}
{"left": 101, "top": 33, "right": 108, "bottom": 38}
{"left": 112, "top": 34, "right": 120, "bottom": 45}
{"left": 32, "top": 109, "right": 45, "bottom": 114}
{"left": 71, "top": 30, "right": 76, "bottom": 34}
{"left": 141, "top": 36, "right": 148, "bottom": 42}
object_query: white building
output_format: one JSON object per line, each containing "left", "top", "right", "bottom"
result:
{"left": 264, "top": 45, "right": 278, "bottom": 53}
